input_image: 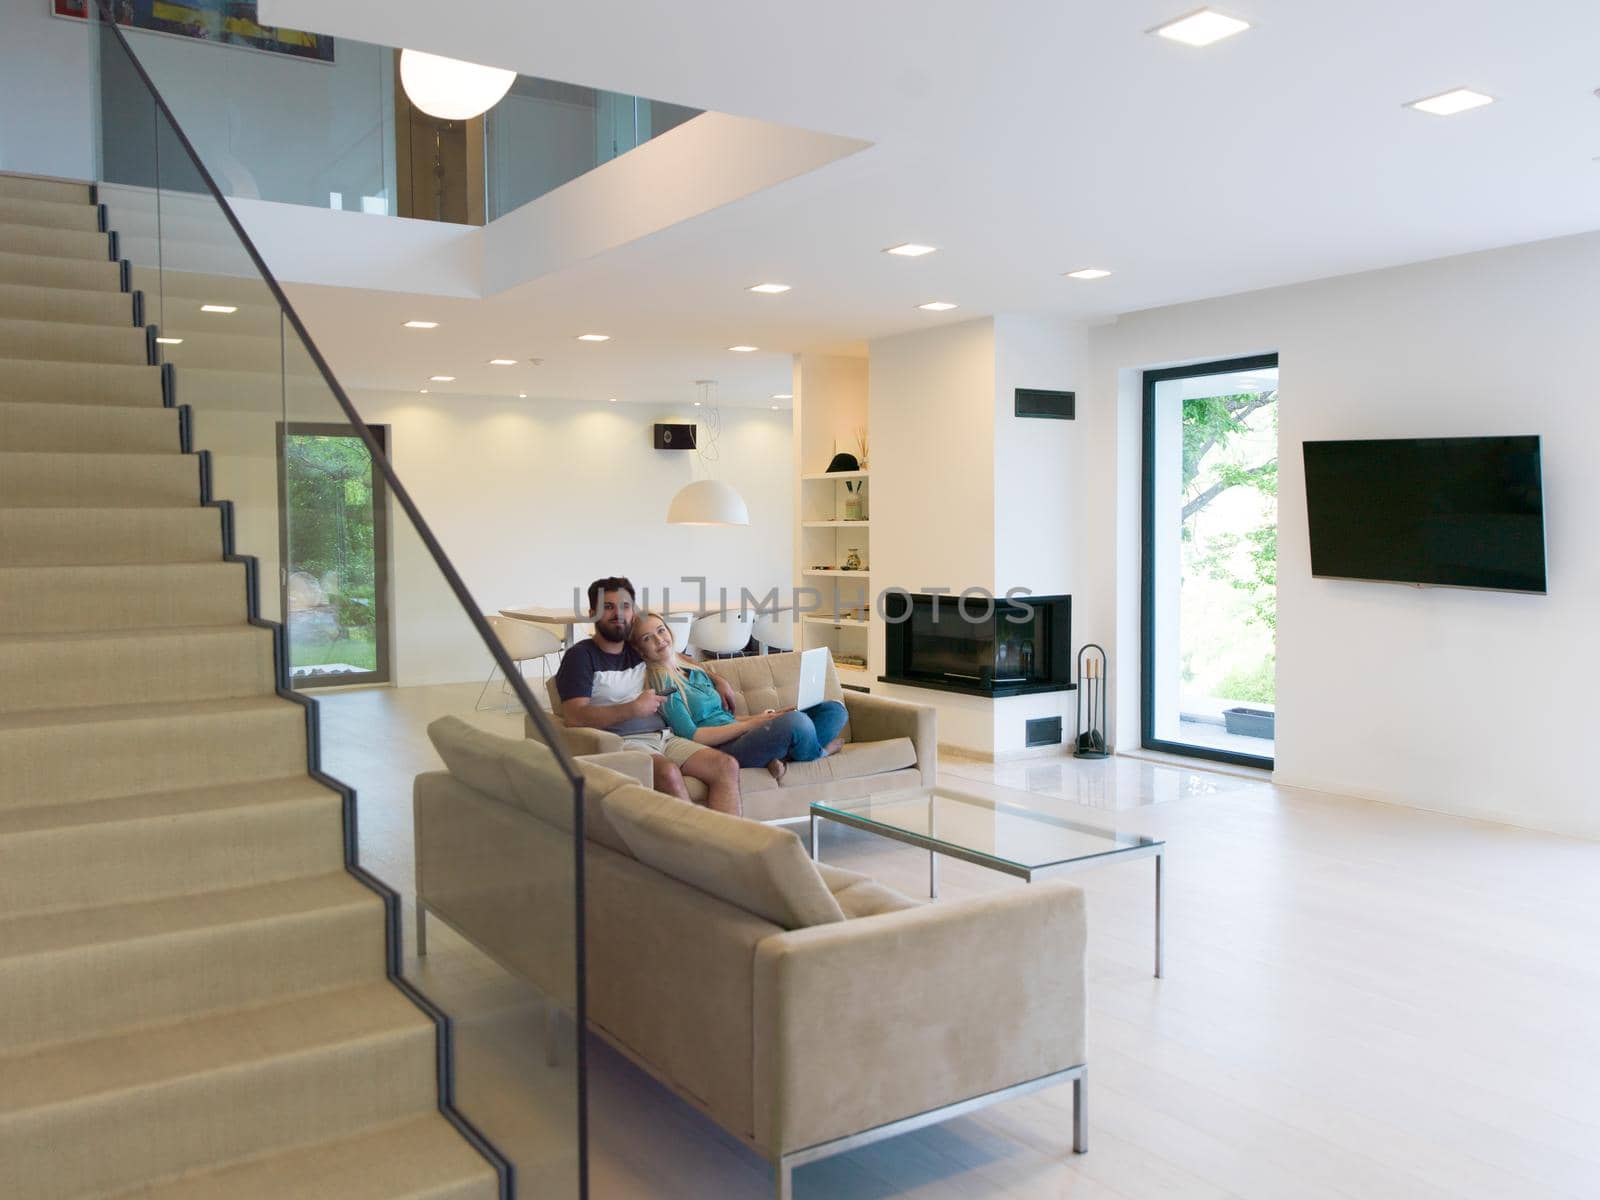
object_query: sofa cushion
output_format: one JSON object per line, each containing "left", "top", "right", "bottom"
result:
{"left": 815, "top": 863, "right": 923, "bottom": 919}
{"left": 428, "top": 716, "right": 633, "bottom": 855}
{"left": 707, "top": 652, "right": 849, "bottom": 736}
{"left": 604, "top": 787, "right": 845, "bottom": 929}
{"left": 777, "top": 737, "right": 917, "bottom": 789}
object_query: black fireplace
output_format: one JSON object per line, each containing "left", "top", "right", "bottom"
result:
{"left": 881, "top": 593, "right": 1073, "bottom": 697}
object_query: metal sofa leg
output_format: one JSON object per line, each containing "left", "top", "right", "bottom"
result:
{"left": 416, "top": 900, "right": 428, "bottom": 957}
{"left": 1073, "top": 1067, "right": 1088, "bottom": 1154}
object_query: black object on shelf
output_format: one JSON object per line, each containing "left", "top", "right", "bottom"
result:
{"left": 1074, "top": 644, "right": 1109, "bottom": 759}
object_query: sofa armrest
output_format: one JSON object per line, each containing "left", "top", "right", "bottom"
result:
{"left": 751, "top": 880, "right": 1085, "bottom": 1155}
{"left": 578, "top": 751, "right": 654, "bottom": 787}
{"left": 842, "top": 691, "right": 936, "bottom": 788}
{"left": 524, "top": 712, "right": 625, "bottom": 756}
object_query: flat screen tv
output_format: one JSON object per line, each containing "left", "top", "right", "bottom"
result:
{"left": 1302, "top": 436, "right": 1546, "bottom": 594}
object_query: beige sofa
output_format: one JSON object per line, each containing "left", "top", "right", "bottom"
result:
{"left": 524, "top": 649, "right": 936, "bottom": 821}
{"left": 416, "top": 718, "right": 1087, "bottom": 1199}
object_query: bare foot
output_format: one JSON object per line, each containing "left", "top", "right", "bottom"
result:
{"left": 822, "top": 737, "right": 843, "bottom": 757}
{"left": 766, "top": 759, "right": 787, "bottom": 782}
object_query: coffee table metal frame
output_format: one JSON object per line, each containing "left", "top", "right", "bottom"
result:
{"left": 810, "top": 789, "right": 1165, "bottom": 978}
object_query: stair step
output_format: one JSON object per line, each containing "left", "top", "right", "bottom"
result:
{"left": 0, "top": 624, "right": 276, "bottom": 714}
{"left": 0, "top": 400, "right": 181, "bottom": 454}
{"left": 0, "top": 281, "right": 134, "bottom": 327}
{"left": 0, "top": 249, "right": 123, "bottom": 293}
{"left": 0, "top": 175, "right": 91, "bottom": 206}
{"left": 0, "top": 196, "right": 101, "bottom": 234}
{"left": 0, "top": 560, "right": 245, "bottom": 634}
{"left": 0, "top": 357, "right": 164, "bottom": 406}
{"left": 0, "top": 695, "right": 308, "bottom": 809}
{"left": 0, "top": 221, "right": 112, "bottom": 263}
{"left": 0, "top": 872, "right": 386, "bottom": 1054}
{"left": 0, "top": 981, "right": 437, "bottom": 1200}
{"left": 111, "top": 1113, "right": 499, "bottom": 1200}
{"left": 0, "top": 317, "right": 149, "bottom": 366}
{"left": 0, "top": 777, "right": 342, "bottom": 918}
{"left": 0, "top": 449, "right": 196, "bottom": 507}
{"left": 0, "top": 506, "right": 221, "bottom": 565}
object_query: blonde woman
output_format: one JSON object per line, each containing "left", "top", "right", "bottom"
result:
{"left": 631, "top": 612, "right": 846, "bottom": 781}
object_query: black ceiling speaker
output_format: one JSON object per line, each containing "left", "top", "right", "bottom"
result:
{"left": 653, "top": 423, "right": 698, "bottom": 450}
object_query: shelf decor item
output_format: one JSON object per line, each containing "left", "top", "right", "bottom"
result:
{"left": 843, "top": 548, "right": 863, "bottom": 571}
{"left": 1074, "top": 644, "right": 1109, "bottom": 759}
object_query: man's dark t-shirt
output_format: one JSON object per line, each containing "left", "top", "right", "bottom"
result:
{"left": 553, "top": 640, "right": 664, "bottom": 736}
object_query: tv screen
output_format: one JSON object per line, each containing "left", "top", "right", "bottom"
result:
{"left": 1303, "top": 436, "right": 1546, "bottom": 593}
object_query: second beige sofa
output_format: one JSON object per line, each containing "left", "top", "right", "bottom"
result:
{"left": 416, "top": 718, "right": 1087, "bottom": 1199}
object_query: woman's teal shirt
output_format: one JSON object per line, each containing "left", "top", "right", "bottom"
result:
{"left": 661, "top": 666, "right": 734, "bottom": 738}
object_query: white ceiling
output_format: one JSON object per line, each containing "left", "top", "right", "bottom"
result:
{"left": 265, "top": 0, "right": 1600, "bottom": 406}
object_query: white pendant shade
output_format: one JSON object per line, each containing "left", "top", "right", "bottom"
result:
{"left": 399, "top": 49, "right": 515, "bottom": 121}
{"left": 667, "top": 479, "right": 749, "bottom": 526}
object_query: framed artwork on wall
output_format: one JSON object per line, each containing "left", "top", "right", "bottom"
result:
{"left": 53, "top": 0, "right": 335, "bottom": 63}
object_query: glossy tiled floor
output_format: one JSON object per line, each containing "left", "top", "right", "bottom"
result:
{"left": 318, "top": 683, "right": 1600, "bottom": 1200}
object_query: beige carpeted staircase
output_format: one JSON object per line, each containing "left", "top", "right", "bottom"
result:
{"left": 0, "top": 173, "right": 499, "bottom": 1200}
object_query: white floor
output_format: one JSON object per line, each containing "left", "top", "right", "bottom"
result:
{"left": 318, "top": 683, "right": 1600, "bottom": 1200}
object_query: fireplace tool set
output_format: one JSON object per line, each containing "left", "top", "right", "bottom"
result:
{"left": 1074, "top": 644, "right": 1109, "bottom": 759}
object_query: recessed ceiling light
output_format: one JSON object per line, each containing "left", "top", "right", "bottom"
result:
{"left": 577, "top": 333, "right": 610, "bottom": 342}
{"left": 1065, "top": 268, "right": 1112, "bottom": 280}
{"left": 608, "top": 397, "right": 618, "bottom": 403}
{"left": 1151, "top": 8, "right": 1251, "bottom": 47}
{"left": 884, "top": 243, "right": 938, "bottom": 257}
{"left": 1407, "top": 88, "right": 1495, "bottom": 116}
{"left": 518, "top": 392, "right": 528, "bottom": 398}
{"left": 693, "top": 401, "right": 703, "bottom": 407}
{"left": 488, "top": 358, "right": 516, "bottom": 365}
{"left": 748, "top": 282, "right": 791, "bottom": 294}
{"left": 403, "top": 320, "right": 438, "bottom": 329}
{"left": 155, "top": 336, "right": 183, "bottom": 345}
{"left": 200, "top": 304, "right": 237, "bottom": 314}
{"left": 728, "top": 345, "right": 759, "bottom": 352}
{"left": 772, "top": 393, "right": 793, "bottom": 400}
{"left": 420, "top": 388, "right": 429, "bottom": 394}
{"left": 770, "top": 404, "right": 780, "bottom": 411}
{"left": 429, "top": 375, "right": 455, "bottom": 382}
{"left": 918, "top": 301, "right": 958, "bottom": 311}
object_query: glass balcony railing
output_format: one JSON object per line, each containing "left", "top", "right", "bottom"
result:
{"left": 88, "top": 5, "right": 587, "bottom": 1195}
{"left": 91, "top": 13, "right": 698, "bottom": 224}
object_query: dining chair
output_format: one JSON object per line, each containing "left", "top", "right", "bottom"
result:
{"left": 687, "top": 611, "right": 755, "bottom": 658}
{"left": 751, "top": 613, "right": 796, "bottom": 653}
{"left": 476, "top": 614, "right": 564, "bottom": 712}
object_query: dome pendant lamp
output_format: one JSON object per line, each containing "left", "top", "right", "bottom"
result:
{"left": 667, "top": 381, "right": 749, "bottom": 526}
{"left": 399, "top": 49, "right": 515, "bottom": 121}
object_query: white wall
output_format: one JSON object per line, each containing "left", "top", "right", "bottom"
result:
{"left": 353, "top": 391, "right": 793, "bottom": 685}
{"left": 1086, "top": 230, "right": 1600, "bottom": 838}
{"left": 0, "top": 0, "right": 94, "bottom": 180}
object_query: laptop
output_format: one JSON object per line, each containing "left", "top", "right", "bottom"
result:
{"left": 794, "top": 647, "right": 830, "bottom": 711}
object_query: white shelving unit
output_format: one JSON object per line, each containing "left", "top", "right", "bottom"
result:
{"left": 793, "top": 355, "right": 872, "bottom": 682}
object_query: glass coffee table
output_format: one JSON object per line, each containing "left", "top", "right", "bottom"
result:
{"left": 811, "top": 786, "right": 1166, "bottom": 977}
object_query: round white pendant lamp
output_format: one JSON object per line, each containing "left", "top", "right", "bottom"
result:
{"left": 667, "top": 479, "right": 749, "bottom": 526}
{"left": 399, "top": 49, "right": 515, "bottom": 120}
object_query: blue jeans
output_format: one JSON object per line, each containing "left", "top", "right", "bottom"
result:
{"left": 720, "top": 701, "right": 847, "bottom": 769}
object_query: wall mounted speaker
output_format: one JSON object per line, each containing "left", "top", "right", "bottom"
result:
{"left": 653, "top": 423, "right": 698, "bottom": 450}
{"left": 1015, "top": 388, "right": 1075, "bottom": 420}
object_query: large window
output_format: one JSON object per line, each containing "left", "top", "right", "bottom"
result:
{"left": 277, "top": 423, "right": 392, "bottom": 688}
{"left": 1142, "top": 355, "right": 1278, "bottom": 767}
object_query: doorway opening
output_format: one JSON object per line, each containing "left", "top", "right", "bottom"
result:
{"left": 1142, "top": 354, "right": 1278, "bottom": 767}
{"left": 277, "top": 423, "right": 392, "bottom": 688}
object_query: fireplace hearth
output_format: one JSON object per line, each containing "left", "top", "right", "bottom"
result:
{"left": 880, "top": 593, "right": 1073, "bottom": 697}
